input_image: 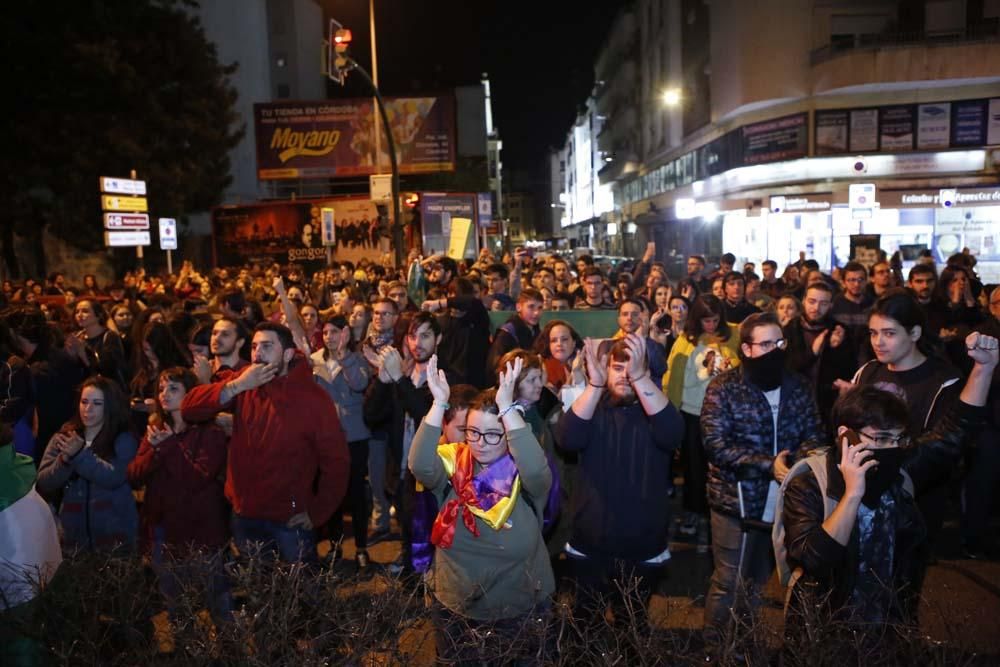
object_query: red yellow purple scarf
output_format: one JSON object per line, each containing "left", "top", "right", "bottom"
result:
{"left": 429, "top": 442, "right": 521, "bottom": 549}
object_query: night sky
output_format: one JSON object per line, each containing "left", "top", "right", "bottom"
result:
{"left": 319, "top": 0, "right": 630, "bottom": 172}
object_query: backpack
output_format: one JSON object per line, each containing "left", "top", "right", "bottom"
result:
{"left": 771, "top": 451, "right": 914, "bottom": 608}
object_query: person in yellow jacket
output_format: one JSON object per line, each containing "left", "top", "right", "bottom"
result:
{"left": 662, "top": 295, "right": 741, "bottom": 551}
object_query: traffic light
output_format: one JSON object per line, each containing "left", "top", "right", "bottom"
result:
{"left": 328, "top": 24, "right": 352, "bottom": 83}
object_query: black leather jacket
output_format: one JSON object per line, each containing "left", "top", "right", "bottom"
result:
{"left": 782, "top": 400, "right": 984, "bottom": 624}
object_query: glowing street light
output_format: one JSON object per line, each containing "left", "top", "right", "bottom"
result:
{"left": 661, "top": 88, "right": 682, "bottom": 106}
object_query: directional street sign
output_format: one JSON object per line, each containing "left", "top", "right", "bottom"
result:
{"left": 105, "top": 231, "right": 151, "bottom": 247}
{"left": 100, "top": 176, "right": 147, "bottom": 196}
{"left": 104, "top": 213, "right": 150, "bottom": 230}
{"left": 102, "top": 195, "right": 148, "bottom": 212}
{"left": 158, "top": 218, "right": 177, "bottom": 250}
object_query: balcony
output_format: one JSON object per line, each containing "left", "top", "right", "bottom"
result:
{"left": 811, "top": 25, "right": 1000, "bottom": 94}
{"left": 811, "top": 24, "right": 999, "bottom": 65}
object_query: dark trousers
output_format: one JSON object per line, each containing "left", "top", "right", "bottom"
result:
{"left": 151, "top": 525, "right": 232, "bottom": 625}
{"left": 430, "top": 598, "right": 554, "bottom": 666}
{"left": 962, "top": 425, "right": 1000, "bottom": 545}
{"left": 681, "top": 410, "right": 709, "bottom": 515}
{"left": 568, "top": 551, "right": 666, "bottom": 629}
{"left": 327, "top": 439, "right": 370, "bottom": 551}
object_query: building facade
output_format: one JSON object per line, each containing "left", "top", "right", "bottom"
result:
{"left": 558, "top": 0, "right": 1000, "bottom": 280}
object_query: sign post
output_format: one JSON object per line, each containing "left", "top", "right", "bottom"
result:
{"left": 320, "top": 207, "right": 336, "bottom": 268}
{"left": 100, "top": 171, "right": 150, "bottom": 265}
{"left": 158, "top": 218, "right": 177, "bottom": 274}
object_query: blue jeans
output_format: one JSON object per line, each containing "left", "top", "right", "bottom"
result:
{"left": 231, "top": 514, "right": 318, "bottom": 564}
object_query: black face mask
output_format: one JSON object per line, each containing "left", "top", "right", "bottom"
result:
{"left": 861, "top": 447, "right": 905, "bottom": 510}
{"left": 742, "top": 348, "right": 786, "bottom": 391}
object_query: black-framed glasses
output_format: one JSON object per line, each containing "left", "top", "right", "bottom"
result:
{"left": 463, "top": 428, "right": 505, "bottom": 446}
{"left": 746, "top": 338, "right": 787, "bottom": 352}
{"left": 858, "top": 430, "right": 910, "bottom": 448}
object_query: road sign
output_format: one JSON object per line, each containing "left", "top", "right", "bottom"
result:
{"left": 320, "top": 207, "right": 336, "bottom": 246}
{"left": 104, "top": 213, "right": 150, "bottom": 230}
{"left": 158, "top": 218, "right": 177, "bottom": 250}
{"left": 102, "top": 195, "right": 148, "bottom": 212}
{"left": 369, "top": 175, "right": 392, "bottom": 202}
{"left": 100, "top": 176, "right": 147, "bottom": 196}
{"left": 849, "top": 183, "right": 876, "bottom": 220}
{"left": 104, "top": 231, "right": 151, "bottom": 247}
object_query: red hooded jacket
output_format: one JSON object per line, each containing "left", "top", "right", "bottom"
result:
{"left": 181, "top": 352, "right": 349, "bottom": 528}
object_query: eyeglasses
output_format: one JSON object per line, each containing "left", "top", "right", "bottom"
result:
{"left": 463, "top": 428, "right": 505, "bottom": 446}
{"left": 858, "top": 430, "right": 910, "bottom": 448}
{"left": 746, "top": 338, "right": 787, "bottom": 352}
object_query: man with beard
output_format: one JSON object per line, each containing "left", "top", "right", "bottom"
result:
{"left": 599, "top": 298, "right": 668, "bottom": 389}
{"left": 193, "top": 317, "right": 249, "bottom": 384}
{"left": 364, "top": 312, "right": 460, "bottom": 574}
{"left": 830, "top": 261, "right": 874, "bottom": 351}
{"left": 700, "top": 312, "right": 824, "bottom": 653}
{"left": 182, "top": 323, "right": 349, "bottom": 563}
{"left": 783, "top": 282, "right": 856, "bottom": 424}
{"left": 907, "top": 263, "right": 937, "bottom": 308}
{"left": 557, "top": 334, "right": 683, "bottom": 626}
{"left": 486, "top": 288, "right": 544, "bottom": 385}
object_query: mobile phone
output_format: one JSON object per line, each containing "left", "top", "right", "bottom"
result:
{"left": 841, "top": 429, "right": 862, "bottom": 447}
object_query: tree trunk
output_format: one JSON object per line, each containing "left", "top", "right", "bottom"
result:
{"left": 0, "top": 215, "right": 19, "bottom": 279}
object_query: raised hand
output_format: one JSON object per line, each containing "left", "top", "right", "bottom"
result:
{"left": 380, "top": 346, "right": 404, "bottom": 381}
{"left": 193, "top": 354, "right": 213, "bottom": 385}
{"left": 624, "top": 333, "right": 647, "bottom": 380}
{"left": 837, "top": 432, "right": 876, "bottom": 499}
{"left": 426, "top": 354, "right": 451, "bottom": 404}
{"left": 146, "top": 423, "right": 174, "bottom": 447}
{"left": 583, "top": 338, "right": 608, "bottom": 387}
{"left": 966, "top": 332, "right": 999, "bottom": 367}
{"left": 496, "top": 357, "right": 523, "bottom": 412}
{"left": 240, "top": 362, "right": 280, "bottom": 391}
{"left": 61, "top": 432, "right": 85, "bottom": 458}
{"left": 829, "top": 325, "right": 846, "bottom": 349}
{"left": 811, "top": 328, "right": 829, "bottom": 356}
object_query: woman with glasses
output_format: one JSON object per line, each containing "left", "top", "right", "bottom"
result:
{"left": 663, "top": 295, "right": 741, "bottom": 550}
{"left": 409, "top": 355, "right": 554, "bottom": 665}
{"left": 779, "top": 333, "right": 997, "bottom": 640}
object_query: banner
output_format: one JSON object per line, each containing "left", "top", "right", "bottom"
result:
{"left": 879, "top": 105, "right": 916, "bottom": 151}
{"left": 254, "top": 97, "right": 456, "bottom": 180}
{"left": 212, "top": 197, "right": 388, "bottom": 270}
{"left": 420, "top": 193, "right": 476, "bottom": 258}
{"left": 917, "top": 103, "right": 951, "bottom": 149}
{"left": 815, "top": 110, "right": 849, "bottom": 155}
{"left": 741, "top": 113, "right": 807, "bottom": 164}
{"left": 951, "top": 99, "right": 988, "bottom": 146}
{"left": 849, "top": 109, "right": 878, "bottom": 152}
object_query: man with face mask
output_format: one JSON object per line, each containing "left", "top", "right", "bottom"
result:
{"left": 783, "top": 282, "right": 856, "bottom": 426}
{"left": 779, "top": 333, "right": 997, "bottom": 631}
{"left": 556, "top": 334, "right": 683, "bottom": 628}
{"left": 700, "top": 312, "right": 824, "bottom": 653}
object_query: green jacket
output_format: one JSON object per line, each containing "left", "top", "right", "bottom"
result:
{"left": 409, "top": 422, "right": 554, "bottom": 621}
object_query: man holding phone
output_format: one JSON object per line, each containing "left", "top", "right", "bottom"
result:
{"left": 779, "top": 332, "right": 998, "bottom": 629}
{"left": 182, "top": 322, "right": 350, "bottom": 564}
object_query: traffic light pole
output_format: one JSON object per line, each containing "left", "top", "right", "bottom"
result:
{"left": 345, "top": 58, "right": 404, "bottom": 269}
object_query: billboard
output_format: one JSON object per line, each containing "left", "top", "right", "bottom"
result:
{"left": 212, "top": 197, "right": 388, "bottom": 270}
{"left": 254, "top": 97, "right": 456, "bottom": 180}
{"left": 420, "top": 193, "right": 476, "bottom": 259}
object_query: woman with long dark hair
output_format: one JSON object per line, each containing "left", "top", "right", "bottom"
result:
{"left": 533, "top": 319, "right": 584, "bottom": 393}
{"left": 71, "top": 298, "right": 129, "bottom": 391}
{"left": 128, "top": 367, "right": 231, "bottom": 622}
{"left": 36, "top": 376, "right": 138, "bottom": 552}
{"left": 130, "top": 322, "right": 191, "bottom": 432}
{"left": 311, "top": 315, "right": 372, "bottom": 569}
{"left": 662, "top": 295, "right": 741, "bottom": 550}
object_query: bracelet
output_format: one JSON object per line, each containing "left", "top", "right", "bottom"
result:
{"left": 433, "top": 400, "right": 450, "bottom": 410}
{"left": 629, "top": 372, "right": 649, "bottom": 384}
{"left": 587, "top": 381, "right": 605, "bottom": 389}
{"left": 497, "top": 403, "right": 524, "bottom": 419}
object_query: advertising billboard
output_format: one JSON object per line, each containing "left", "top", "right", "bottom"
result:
{"left": 212, "top": 197, "right": 388, "bottom": 270}
{"left": 254, "top": 96, "right": 456, "bottom": 180}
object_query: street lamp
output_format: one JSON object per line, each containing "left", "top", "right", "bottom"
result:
{"left": 661, "top": 88, "right": 682, "bottom": 107}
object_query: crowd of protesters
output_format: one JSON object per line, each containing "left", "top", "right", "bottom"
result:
{"left": 1, "top": 241, "right": 999, "bottom": 662}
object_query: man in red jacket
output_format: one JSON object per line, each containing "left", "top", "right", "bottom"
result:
{"left": 182, "top": 322, "right": 349, "bottom": 564}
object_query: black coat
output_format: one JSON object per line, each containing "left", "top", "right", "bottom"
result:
{"left": 782, "top": 400, "right": 984, "bottom": 624}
